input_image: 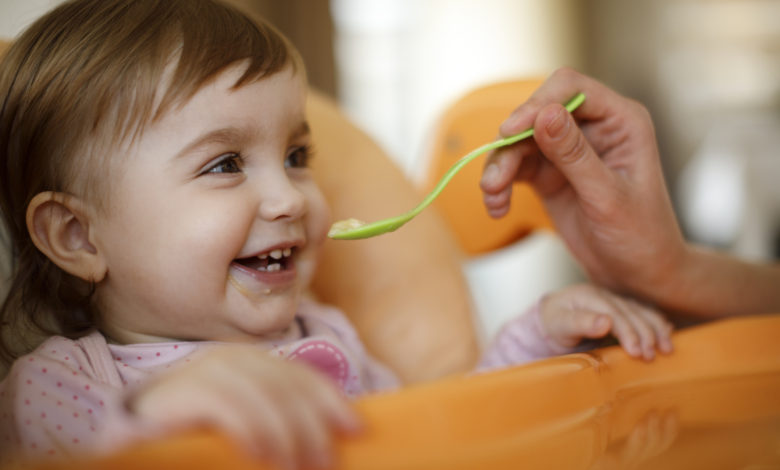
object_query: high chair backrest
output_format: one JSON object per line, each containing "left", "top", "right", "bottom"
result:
{"left": 419, "top": 79, "right": 553, "bottom": 256}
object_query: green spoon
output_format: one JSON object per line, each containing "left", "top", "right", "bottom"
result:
{"left": 328, "top": 92, "right": 586, "bottom": 240}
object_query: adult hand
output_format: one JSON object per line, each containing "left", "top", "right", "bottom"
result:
{"left": 480, "top": 67, "right": 686, "bottom": 305}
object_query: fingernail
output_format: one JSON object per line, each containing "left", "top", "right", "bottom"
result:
{"left": 544, "top": 107, "right": 569, "bottom": 137}
{"left": 481, "top": 163, "right": 500, "bottom": 187}
{"left": 501, "top": 114, "right": 523, "bottom": 134}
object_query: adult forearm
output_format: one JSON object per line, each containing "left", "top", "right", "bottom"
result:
{"left": 654, "top": 245, "right": 780, "bottom": 318}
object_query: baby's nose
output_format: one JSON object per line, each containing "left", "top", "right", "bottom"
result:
{"left": 258, "top": 179, "right": 306, "bottom": 221}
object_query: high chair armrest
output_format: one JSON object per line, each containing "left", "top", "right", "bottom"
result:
{"left": 16, "top": 314, "right": 780, "bottom": 470}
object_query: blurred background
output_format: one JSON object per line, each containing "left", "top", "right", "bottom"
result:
{"left": 2, "top": 0, "right": 779, "bottom": 340}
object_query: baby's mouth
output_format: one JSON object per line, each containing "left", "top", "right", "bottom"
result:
{"left": 234, "top": 247, "right": 296, "bottom": 273}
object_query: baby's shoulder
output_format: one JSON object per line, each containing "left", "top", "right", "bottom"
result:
{"left": 3, "top": 330, "right": 115, "bottom": 385}
{"left": 33, "top": 330, "right": 110, "bottom": 361}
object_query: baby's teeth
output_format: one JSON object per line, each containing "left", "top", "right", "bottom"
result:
{"left": 267, "top": 263, "right": 281, "bottom": 272}
{"left": 259, "top": 253, "right": 268, "bottom": 260}
{"left": 270, "top": 249, "right": 283, "bottom": 260}
{"left": 283, "top": 248, "right": 292, "bottom": 257}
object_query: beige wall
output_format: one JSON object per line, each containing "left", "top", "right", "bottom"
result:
{"left": 225, "top": 0, "right": 337, "bottom": 98}
{"left": 582, "top": 0, "right": 780, "bottom": 258}
{"left": 330, "top": 0, "right": 586, "bottom": 176}
{"left": 0, "top": 0, "right": 64, "bottom": 39}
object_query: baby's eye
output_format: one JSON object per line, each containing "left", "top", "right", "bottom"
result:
{"left": 202, "top": 153, "right": 244, "bottom": 175}
{"left": 285, "top": 145, "right": 313, "bottom": 169}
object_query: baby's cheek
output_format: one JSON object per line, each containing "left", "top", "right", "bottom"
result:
{"left": 305, "top": 185, "right": 331, "bottom": 247}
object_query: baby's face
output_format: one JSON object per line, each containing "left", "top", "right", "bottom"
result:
{"left": 91, "top": 64, "right": 330, "bottom": 343}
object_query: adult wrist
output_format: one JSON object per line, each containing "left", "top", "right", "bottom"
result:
{"left": 631, "top": 241, "right": 699, "bottom": 315}
{"left": 653, "top": 243, "right": 698, "bottom": 312}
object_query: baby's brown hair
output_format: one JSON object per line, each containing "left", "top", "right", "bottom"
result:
{"left": 0, "top": 0, "right": 302, "bottom": 365}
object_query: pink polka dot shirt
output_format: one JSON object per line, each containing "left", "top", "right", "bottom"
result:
{"left": 0, "top": 298, "right": 397, "bottom": 464}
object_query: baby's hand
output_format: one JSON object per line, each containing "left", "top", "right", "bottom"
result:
{"left": 129, "top": 345, "right": 361, "bottom": 470}
{"left": 539, "top": 284, "right": 674, "bottom": 361}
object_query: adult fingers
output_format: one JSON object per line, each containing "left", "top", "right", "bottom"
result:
{"left": 481, "top": 180, "right": 513, "bottom": 218}
{"left": 481, "top": 139, "right": 538, "bottom": 216}
{"left": 482, "top": 144, "right": 568, "bottom": 203}
{"left": 481, "top": 67, "right": 618, "bottom": 213}
{"left": 498, "top": 67, "right": 622, "bottom": 139}
{"left": 533, "top": 103, "right": 618, "bottom": 208}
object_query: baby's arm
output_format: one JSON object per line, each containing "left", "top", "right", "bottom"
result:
{"left": 478, "top": 284, "right": 673, "bottom": 371}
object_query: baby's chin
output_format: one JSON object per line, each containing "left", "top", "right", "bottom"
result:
{"left": 225, "top": 274, "right": 301, "bottom": 335}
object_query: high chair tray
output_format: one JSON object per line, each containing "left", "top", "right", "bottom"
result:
{"left": 17, "top": 314, "right": 780, "bottom": 470}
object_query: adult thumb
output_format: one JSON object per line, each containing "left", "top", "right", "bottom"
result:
{"left": 534, "top": 103, "right": 614, "bottom": 200}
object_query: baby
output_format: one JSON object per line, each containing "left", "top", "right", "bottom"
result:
{"left": 0, "top": 0, "right": 672, "bottom": 468}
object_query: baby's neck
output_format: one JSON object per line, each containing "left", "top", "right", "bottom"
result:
{"left": 98, "top": 316, "right": 307, "bottom": 345}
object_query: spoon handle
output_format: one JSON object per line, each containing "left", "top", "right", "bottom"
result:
{"left": 407, "top": 92, "right": 586, "bottom": 219}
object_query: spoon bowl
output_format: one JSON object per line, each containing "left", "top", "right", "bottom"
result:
{"left": 328, "top": 92, "right": 586, "bottom": 240}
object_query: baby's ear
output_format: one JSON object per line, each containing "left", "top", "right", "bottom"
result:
{"left": 26, "top": 192, "right": 107, "bottom": 283}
